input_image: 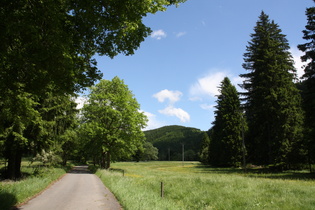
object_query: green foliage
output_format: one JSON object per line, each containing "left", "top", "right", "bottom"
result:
{"left": 142, "top": 142, "right": 159, "bottom": 161}
{"left": 80, "top": 77, "right": 147, "bottom": 168}
{"left": 298, "top": 2, "right": 315, "bottom": 171}
{"left": 209, "top": 77, "right": 244, "bottom": 167}
{"left": 0, "top": 0, "right": 186, "bottom": 179}
{"left": 144, "top": 125, "right": 203, "bottom": 161}
{"left": 33, "top": 150, "right": 62, "bottom": 167}
{"left": 199, "top": 132, "right": 210, "bottom": 164}
{"left": 240, "top": 12, "right": 304, "bottom": 167}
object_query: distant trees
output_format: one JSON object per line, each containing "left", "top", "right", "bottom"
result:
{"left": 208, "top": 77, "right": 244, "bottom": 167}
{"left": 240, "top": 12, "right": 303, "bottom": 167}
{"left": 298, "top": 1, "right": 315, "bottom": 170}
{"left": 142, "top": 142, "right": 159, "bottom": 161}
{"left": 144, "top": 125, "right": 203, "bottom": 161}
{"left": 199, "top": 132, "right": 210, "bottom": 164}
{"left": 80, "top": 77, "right": 147, "bottom": 169}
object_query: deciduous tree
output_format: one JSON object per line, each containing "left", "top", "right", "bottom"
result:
{"left": 81, "top": 77, "right": 147, "bottom": 169}
{"left": 0, "top": 0, "right": 185, "bottom": 179}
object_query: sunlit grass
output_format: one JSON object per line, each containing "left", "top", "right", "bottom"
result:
{"left": 97, "top": 161, "right": 315, "bottom": 210}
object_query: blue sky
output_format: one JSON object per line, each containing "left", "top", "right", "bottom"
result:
{"left": 78, "top": 0, "right": 313, "bottom": 131}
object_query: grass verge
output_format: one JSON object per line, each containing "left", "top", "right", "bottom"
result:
{"left": 96, "top": 161, "right": 315, "bottom": 210}
{"left": 0, "top": 161, "right": 71, "bottom": 210}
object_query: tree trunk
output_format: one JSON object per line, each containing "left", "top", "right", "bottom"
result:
{"left": 100, "top": 152, "right": 106, "bottom": 169}
{"left": 5, "top": 134, "right": 22, "bottom": 180}
{"left": 6, "top": 148, "right": 22, "bottom": 180}
{"left": 105, "top": 151, "right": 111, "bottom": 169}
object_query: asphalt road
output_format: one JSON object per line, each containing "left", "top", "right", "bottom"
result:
{"left": 18, "top": 166, "right": 121, "bottom": 210}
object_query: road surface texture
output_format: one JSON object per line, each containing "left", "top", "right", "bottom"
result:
{"left": 18, "top": 166, "right": 122, "bottom": 210}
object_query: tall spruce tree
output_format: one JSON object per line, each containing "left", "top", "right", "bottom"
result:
{"left": 209, "top": 77, "right": 243, "bottom": 167}
{"left": 240, "top": 12, "right": 304, "bottom": 167}
{"left": 298, "top": 1, "right": 315, "bottom": 170}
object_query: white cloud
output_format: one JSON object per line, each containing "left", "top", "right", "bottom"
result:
{"left": 290, "top": 46, "right": 305, "bottom": 79}
{"left": 159, "top": 106, "right": 190, "bottom": 123}
{"left": 200, "top": 103, "right": 215, "bottom": 111}
{"left": 189, "top": 70, "right": 244, "bottom": 100}
{"left": 75, "top": 96, "right": 88, "bottom": 110}
{"left": 152, "top": 89, "right": 190, "bottom": 123}
{"left": 176, "top": 31, "right": 186, "bottom": 38}
{"left": 190, "top": 71, "right": 227, "bottom": 98}
{"left": 142, "top": 111, "right": 164, "bottom": 131}
{"left": 151, "top": 29, "right": 167, "bottom": 40}
{"left": 231, "top": 76, "right": 245, "bottom": 93}
{"left": 189, "top": 96, "right": 203, "bottom": 102}
{"left": 153, "top": 89, "right": 183, "bottom": 104}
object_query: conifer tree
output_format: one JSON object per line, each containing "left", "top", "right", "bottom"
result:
{"left": 209, "top": 77, "right": 243, "bottom": 167}
{"left": 240, "top": 12, "right": 303, "bottom": 167}
{"left": 298, "top": 1, "right": 315, "bottom": 170}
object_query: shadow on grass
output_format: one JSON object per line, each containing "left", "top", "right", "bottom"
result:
{"left": 0, "top": 191, "right": 18, "bottom": 210}
{"left": 193, "top": 164, "right": 315, "bottom": 181}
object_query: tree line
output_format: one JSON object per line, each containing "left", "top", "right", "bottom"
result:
{"left": 144, "top": 125, "right": 203, "bottom": 161}
{"left": 200, "top": 7, "right": 315, "bottom": 172}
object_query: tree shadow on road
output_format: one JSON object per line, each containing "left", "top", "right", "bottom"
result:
{"left": 68, "top": 165, "right": 92, "bottom": 174}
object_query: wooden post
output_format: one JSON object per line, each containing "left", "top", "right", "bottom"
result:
{"left": 161, "top": 182, "right": 164, "bottom": 198}
{"left": 182, "top": 143, "right": 185, "bottom": 166}
{"left": 122, "top": 170, "right": 125, "bottom": 177}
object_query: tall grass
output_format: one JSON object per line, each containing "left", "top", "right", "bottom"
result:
{"left": 0, "top": 161, "right": 70, "bottom": 210}
{"left": 97, "top": 161, "right": 315, "bottom": 210}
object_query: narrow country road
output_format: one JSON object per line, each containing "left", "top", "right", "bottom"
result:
{"left": 18, "top": 166, "right": 121, "bottom": 210}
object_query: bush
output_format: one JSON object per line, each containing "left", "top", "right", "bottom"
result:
{"left": 33, "top": 150, "right": 62, "bottom": 166}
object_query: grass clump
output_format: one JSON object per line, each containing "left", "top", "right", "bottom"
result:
{"left": 97, "top": 161, "right": 315, "bottom": 210}
{"left": 0, "top": 161, "right": 70, "bottom": 210}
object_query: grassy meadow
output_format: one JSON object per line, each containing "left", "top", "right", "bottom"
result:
{"left": 0, "top": 160, "right": 70, "bottom": 209}
{"left": 97, "top": 161, "right": 315, "bottom": 210}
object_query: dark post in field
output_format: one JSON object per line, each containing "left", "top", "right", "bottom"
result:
{"left": 182, "top": 143, "right": 185, "bottom": 166}
{"left": 161, "top": 182, "right": 164, "bottom": 198}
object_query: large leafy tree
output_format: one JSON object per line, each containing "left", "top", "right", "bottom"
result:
{"left": 0, "top": 0, "right": 185, "bottom": 179}
{"left": 209, "top": 77, "right": 243, "bottom": 167}
{"left": 240, "top": 12, "right": 304, "bottom": 167}
{"left": 81, "top": 77, "right": 147, "bottom": 169}
{"left": 298, "top": 1, "right": 315, "bottom": 170}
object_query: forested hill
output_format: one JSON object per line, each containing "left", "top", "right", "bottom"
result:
{"left": 144, "top": 125, "right": 204, "bottom": 161}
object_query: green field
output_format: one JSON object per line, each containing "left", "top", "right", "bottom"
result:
{"left": 97, "top": 161, "right": 315, "bottom": 210}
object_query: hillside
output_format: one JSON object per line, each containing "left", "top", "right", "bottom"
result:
{"left": 144, "top": 125, "right": 204, "bottom": 161}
